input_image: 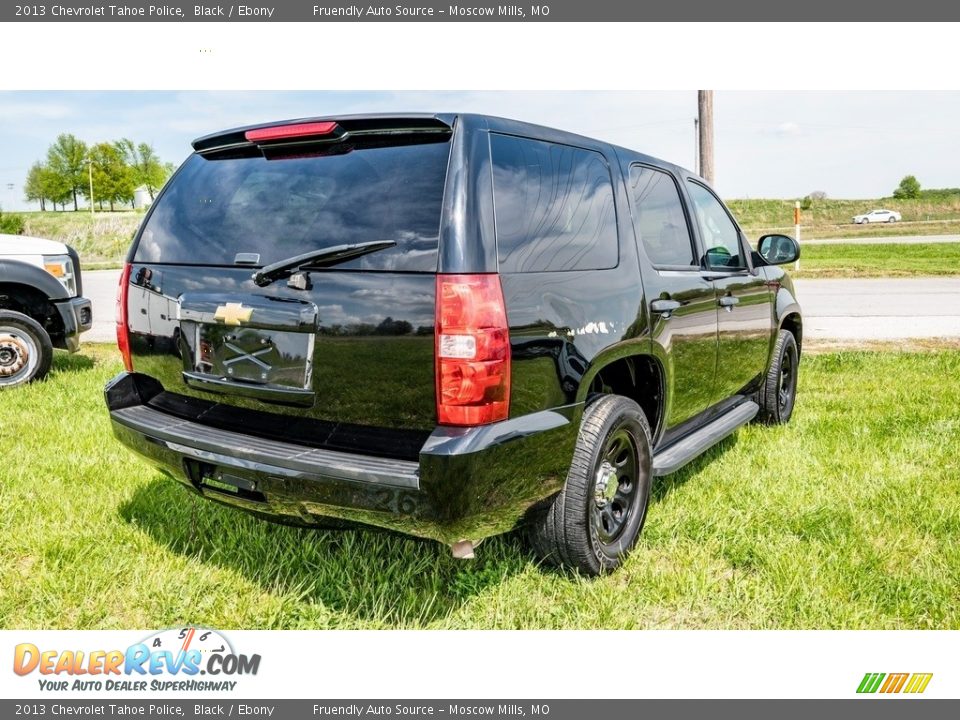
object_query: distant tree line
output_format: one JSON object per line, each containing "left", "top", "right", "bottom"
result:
{"left": 892, "top": 175, "right": 960, "bottom": 200}
{"left": 318, "top": 318, "right": 434, "bottom": 337}
{"left": 24, "top": 133, "right": 175, "bottom": 212}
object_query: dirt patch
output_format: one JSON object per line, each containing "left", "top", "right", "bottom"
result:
{"left": 805, "top": 338, "right": 960, "bottom": 354}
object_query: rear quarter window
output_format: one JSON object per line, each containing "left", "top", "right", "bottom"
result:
{"left": 628, "top": 165, "right": 697, "bottom": 268}
{"left": 490, "top": 133, "right": 618, "bottom": 273}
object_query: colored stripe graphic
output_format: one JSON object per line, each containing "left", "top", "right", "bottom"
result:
{"left": 857, "top": 672, "right": 932, "bottom": 694}
{"left": 880, "top": 673, "right": 909, "bottom": 693}
{"left": 904, "top": 673, "right": 933, "bottom": 694}
{"left": 857, "top": 673, "right": 885, "bottom": 693}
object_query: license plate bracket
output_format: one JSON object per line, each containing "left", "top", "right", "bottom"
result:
{"left": 194, "top": 324, "right": 313, "bottom": 390}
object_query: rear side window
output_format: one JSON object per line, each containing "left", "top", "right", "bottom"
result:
{"left": 628, "top": 165, "right": 696, "bottom": 267}
{"left": 134, "top": 137, "right": 451, "bottom": 271}
{"left": 490, "top": 133, "right": 618, "bottom": 273}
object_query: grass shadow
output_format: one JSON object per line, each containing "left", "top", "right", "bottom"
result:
{"left": 118, "top": 475, "right": 529, "bottom": 627}
{"left": 650, "top": 433, "right": 739, "bottom": 505}
{"left": 52, "top": 350, "right": 95, "bottom": 374}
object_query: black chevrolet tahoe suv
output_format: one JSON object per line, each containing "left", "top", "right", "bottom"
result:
{"left": 105, "top": 114, "right": 802, "bottom": 575}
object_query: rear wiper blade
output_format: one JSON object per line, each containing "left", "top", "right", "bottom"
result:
{"left": 252, "top": 240, "right": 397, "bottom": 287}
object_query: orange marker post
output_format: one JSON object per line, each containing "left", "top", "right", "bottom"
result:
{"left": 794, "top": 201, "right": 801, "bottom": 272}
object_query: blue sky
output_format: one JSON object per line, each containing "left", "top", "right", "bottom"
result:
{"left": 2, "top": 90, "right": 959, "bottom": 210}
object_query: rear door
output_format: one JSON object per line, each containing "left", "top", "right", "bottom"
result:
{"left": 628, "top": 164, "right": 718, "bottom": 429}
{"left": 684, "top": 180, "right": 772, "bottom": 403}
{"left": 126, "top": 121, "right": 453, "bottom": 440}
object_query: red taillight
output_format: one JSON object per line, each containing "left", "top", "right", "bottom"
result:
{"left": 116, "top": 263, "right": 133, "bottom": 372}
{"left": 244, "top": 121, "right": 339, "bottom": 142}
{"left": 435, "top": 274, "right": 510, "bottom": 426}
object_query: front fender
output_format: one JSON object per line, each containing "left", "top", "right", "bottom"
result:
{"left": 0, "top": 258, "right": 71, "bottom": 301}
{"left": 774, "top": 271, "right": 801, "bottom": 325}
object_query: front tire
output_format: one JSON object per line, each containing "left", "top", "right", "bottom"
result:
{"left": 0, "top": 310, "right": 53, "bottom": 389}
{"left": 527, "top": 395, "right": 653, "bottom": 575}
{"left": 757, "top": 329, "right": 799, "bottom": 425}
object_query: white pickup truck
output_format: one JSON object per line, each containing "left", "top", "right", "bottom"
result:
{"left": 0, "top": 234, "right": 93, "bottom": 387}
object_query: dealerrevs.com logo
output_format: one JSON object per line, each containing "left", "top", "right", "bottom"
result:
{"left": 13, "top": 627, "right": 261, "bottom": 693}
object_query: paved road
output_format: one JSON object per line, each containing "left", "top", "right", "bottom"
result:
{"left": 793, "top": 278, "right": 960, "bottom": 340}
{"left": 803, "top": 234, "right": 960, "bottom": 245}
{"left": 84, "top": 269, "right": 120, "bottom": 343}
{"left": 81, "top": 270, "right": 960, "bottom": 344}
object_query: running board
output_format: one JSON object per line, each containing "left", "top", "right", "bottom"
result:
{"left": 652, "top": 400, "right": 759, "bottom": 476}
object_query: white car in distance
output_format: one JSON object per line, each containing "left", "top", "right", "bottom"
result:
{"left": 852, "top": 209, "right": 902, "bottom": 224}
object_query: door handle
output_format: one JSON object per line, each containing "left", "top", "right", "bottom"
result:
{"left": 719, "top": 295, "right": 740, "bottom": 308}
{"left": 651, "top": 299, "right": 682, "bottom": 318}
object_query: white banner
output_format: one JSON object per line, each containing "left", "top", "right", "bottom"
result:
{"left": 1, "top": 630, "right": 954, "bottom": 699}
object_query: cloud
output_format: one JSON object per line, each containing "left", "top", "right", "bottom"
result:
{"left": 0, "top": 101, "right": 74, "bottom": 122}
{"left": 774, "top": 121, "right": 801, "bottom": 137}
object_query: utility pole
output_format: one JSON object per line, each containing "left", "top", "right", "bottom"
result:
{"left": 693, "top": 117, "right": 699, "bottom": 175}
{"left": 698, "top": 90, "right": 714, "bottom": 185}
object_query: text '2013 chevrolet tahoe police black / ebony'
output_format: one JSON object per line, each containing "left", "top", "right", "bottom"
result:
{"left": 105, "top": 114, "right": 802, "bottom": 575}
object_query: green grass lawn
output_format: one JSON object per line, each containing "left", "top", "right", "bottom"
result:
{"left": 19, "top": 211, "right": 143, "bottom": 268}
{"left": 794, "top": 242, "right": 960, "bottom": 278}
{"left": 1, "top": 345, "right": 959, "bottom": 629}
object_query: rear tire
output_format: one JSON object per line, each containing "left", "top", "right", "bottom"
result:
{"left": 888, "top": 216, "right": 896, "bottom": 222}
{"left": 0, "top": 310, "right": 53, "bottom": 389}
{"left": 527, "top": 395, "right": 653, "bottom": 576}
{"left": 757, "top": 329, "right": 799, "bottom": 425}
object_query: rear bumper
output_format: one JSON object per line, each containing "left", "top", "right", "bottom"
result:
{"left": 55, "top": 296, "right": 93, "bottom": 352}
{"left": 105, "top": 372, "right": 578, "bottom": 544}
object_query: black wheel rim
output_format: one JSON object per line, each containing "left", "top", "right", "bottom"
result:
{"left": 591, "top": 428, "right": 639, "bottom": 545}
{"left": 778, "top": 346, "right": 796, "bottom": 412}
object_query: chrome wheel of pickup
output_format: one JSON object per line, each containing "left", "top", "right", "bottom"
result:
{"left": 0, "top": 311, "right": 53, "bottom": 388}
{"left": 0, "top": 327, "right": 36, "bottom": 383}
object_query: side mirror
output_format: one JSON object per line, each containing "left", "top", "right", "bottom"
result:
{"left": 757, "top": 234, "right": 800, "bottom": 265}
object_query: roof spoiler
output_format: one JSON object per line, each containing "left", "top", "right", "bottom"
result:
{"left": 192, "top": 114, "right": 455, "bottom": 152}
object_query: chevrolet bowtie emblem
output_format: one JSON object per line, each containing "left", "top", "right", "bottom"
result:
{"left": 214, "top": 303, "right": 254, "bottom": 326}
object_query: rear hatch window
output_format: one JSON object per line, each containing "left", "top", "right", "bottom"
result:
{"left": 135, "top": 136, "right": 451, "bottom": 272}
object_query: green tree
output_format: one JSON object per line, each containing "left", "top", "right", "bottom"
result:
{"left": 24, "top": 161, "right": 72, "bottom": 211}
{"left": 85, "top": 142, "right": 136, "bottom": 212}
{"left": 893, "top": 175, "right": 921, "bottom": 199}
{"left": 118, "top": 139, "right": 169, "bottom": 200}
{"left": 45, "top": 133, "right": 88, "bottom": 211}
{"left": 24, "top": 162, "right": 48, "bottom": 211}
{"left": 46, "top": 164, "right": 74, "bottom": 211}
